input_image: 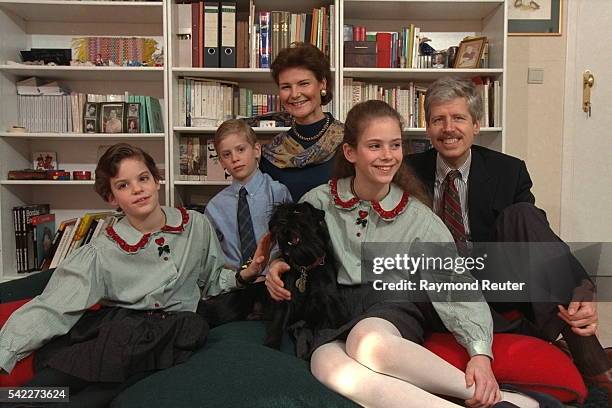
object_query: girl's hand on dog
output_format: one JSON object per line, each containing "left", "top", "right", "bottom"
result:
{"left": 243, "top": 233, "right": 272, "bottom": 280}
{"left": 266, "top": 259, "right": 292, "bottom": 301}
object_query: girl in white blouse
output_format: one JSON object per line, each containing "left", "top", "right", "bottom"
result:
{"left": 0, "top": 143, "right": 266, "bottom": 407}
{"left": 266, "top": 101, "right": 539, "bottom": 408}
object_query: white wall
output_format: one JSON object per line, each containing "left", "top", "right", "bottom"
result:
{"left": 505, "top": 7, "right": 568, "bottom": 232}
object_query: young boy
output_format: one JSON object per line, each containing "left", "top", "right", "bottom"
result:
{"left": 205, "top": 119, "right": 292, "bottom": 272}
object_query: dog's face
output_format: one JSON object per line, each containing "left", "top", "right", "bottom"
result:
{"left": 269, "top": 202, "right": 328, "bottom": 271}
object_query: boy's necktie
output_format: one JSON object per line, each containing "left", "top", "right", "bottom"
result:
{"left": 440, "top": 170, "right": 469, "bottom": 252}
{"left": 238, "top": 186, "right": 257, "bottom": 264}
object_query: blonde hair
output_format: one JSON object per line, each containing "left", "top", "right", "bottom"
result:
{"left": 214, "top": 119, "right": 258, "bottom": 152}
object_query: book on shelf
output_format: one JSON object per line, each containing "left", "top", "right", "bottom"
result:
{"left": 177, "top": 2, "right": 333, "bottom": 69}
{"left": 12, "top": 204, "right": 51, "bottom": 273}
{"left": 179, "top": 135, "right": 203, "bottom": 181}
{"left": 342, "top": 76, "right": 500, "bottom": 128}
{"left": 18, "top": 87, "right": 163, "bottom": 134}
{"left": 46, "top": 212, "right": 119, "bottom": 271}
{"left": 178, "top": 77, "right": 284, "bottom": 127}
{"left": 206, "top": 138, "right": 231, "bottom": 182}
{"left": 31, "top": 213, "right": 56, "bottom": 271}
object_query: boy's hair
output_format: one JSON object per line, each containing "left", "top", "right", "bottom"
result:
{"left": 271, "top": 42, "right": 333, "bottom": 106}
{"left": 95, "top": 143, "right": 161, "bottom": 202}
{"left": 333, "top": 100, "right": 431, "bottom": 207}
{"left": 214, "top": 119, "right": 258, "bottom": 152}
{"left": 424, "top": 77, "right": 483, "bottom": 124}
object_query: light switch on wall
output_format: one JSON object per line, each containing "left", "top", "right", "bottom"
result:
{"left": 528, "top": 68, "right": 544, "bottom": 84}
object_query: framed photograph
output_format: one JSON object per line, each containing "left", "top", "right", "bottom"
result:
{"left": 84, "top": 119, "right": 97, "bottom": 133}
{"left": 85, "top": 102, "right": 98, "bottom": 119}
{"left": 454, "top": 37, "right": 487, "bottom": 69}
{"left": 508, "top": 0, "right": 562, "bottom": 36}
{"left": 33, "top": 151, "right": 58, "bottom": 170}
{"left": 127, "top": 117, "right": 140, "bottom": 133}
{"left": 127, "top": 102, "right": 140, "bottom": 119}
{"left": 101, "top": 103, "right": 125, "bottom": 134}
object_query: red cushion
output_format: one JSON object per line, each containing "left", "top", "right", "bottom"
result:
{"left": 0, "top": 299, "right": 35, "bottom": 386}
{"left": 425, "top": 333, "right": 587, "bottom": 403}
{"left": 0, "top": 299, "right": 102, "bottom": 387}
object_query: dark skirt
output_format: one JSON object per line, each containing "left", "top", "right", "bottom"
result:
{"left": 291, "top": 285, "right": 447, "bottom": 360}
{"left": 34, "top": 307, "right": 209, "bottom": 382}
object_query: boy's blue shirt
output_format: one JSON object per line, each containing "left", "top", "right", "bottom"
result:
{"left": 205, "top": 168, "right": 292, "bottom": 269}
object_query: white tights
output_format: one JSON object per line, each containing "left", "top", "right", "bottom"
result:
{"left": 310, "top": 318, "right": 539, "bottom": 408}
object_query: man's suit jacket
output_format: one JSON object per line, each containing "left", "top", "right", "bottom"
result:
{"left": 405, "top": 145, "right": 535, "bottom": 242}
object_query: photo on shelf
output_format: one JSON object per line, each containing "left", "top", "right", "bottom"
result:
{"left": 454, "top": 37, "right": 487, "bottom": 69}
{"left": 101, "top": 103, "right": 125, "bottom": 133}
{"left": 85, "top": 119, "right": 97, "bottom": 133}
{"left": 33, "top": 151, "right": 58, "bottom": 171}
{"left": 127, "top": 117, "right": 140, "bottom": 133}
{"left": 127, "top": 103, "right": 140, "bottom": 118}
{"left": 85, "top": 102, "right": 98, "bottom": 119}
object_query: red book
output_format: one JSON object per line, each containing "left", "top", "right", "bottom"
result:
{"left": 376, "top": 32, "right": 392, "bottom": 68}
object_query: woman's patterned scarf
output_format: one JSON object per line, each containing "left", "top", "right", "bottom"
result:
{"left": 262, "top": 120, "right": 344, "bottom": 169}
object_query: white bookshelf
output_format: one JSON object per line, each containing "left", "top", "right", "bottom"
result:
{"left": 0, "top": 0, "right": 169, "bottom": 278}
{"left": 340, "top": 0, "right": 506, "bottom": 151}
{"left": 0, "top": 0, "right": 508, "bottom": 279}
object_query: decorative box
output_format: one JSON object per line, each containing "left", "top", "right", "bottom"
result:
{"left": 47, "top": 170, "right": 70, "bottom": 180}
{"left": 72, "top": 171, "right": 92, "bottom": 180}
{"left": 344, "top": 41, "right": 376, "bottom": 68}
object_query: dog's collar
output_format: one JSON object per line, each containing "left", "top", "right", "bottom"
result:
{"left": 291, "top": 254, "right": 326, "bottom": 274}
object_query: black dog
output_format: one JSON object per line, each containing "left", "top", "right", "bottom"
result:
{"left": 264, "top": 202, "right": 349, "bottom": 352}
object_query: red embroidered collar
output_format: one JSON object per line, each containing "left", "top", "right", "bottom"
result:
{"left": 329, "top": 178, "right": 410, "bottom": 221}
{"left": 105, "top": 207, "right": 190, "bottom": 253}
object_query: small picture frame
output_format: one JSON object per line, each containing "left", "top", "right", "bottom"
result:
{"left": 454, "top": 37, "right": 487, "bottom": 69}
{"left": 85, "top": 102, "right": 98, "bottom": 119}
{"left": 101, "top": 103, "right": 125, "bottom": 133}
{"left": 84, "top": 119, "right": 97, "bottom": 133}
{"left": 127, "top": 102, "right": 140, "bottom": 119}
{"left": 33, "top": 151, "right": 58, "bottom": 170}
{"left": 127, "top": 117, "right": 140, "bottom": 133}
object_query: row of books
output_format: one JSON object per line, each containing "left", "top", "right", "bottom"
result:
{"left": 178, "top": 77, "right": 280, "bottom": 127}
{"left": 175, "top": 1, "right": 334, "bottom": 69}
{"left": 343, "top": 78, "right": 428, "bottom": 128}
{"left": 17, "top": 90, "right": 164, "bottom": 133}
{"left": 13, "top": 205, "right": 53, "bottom": 273}
{"left": 83, "top": 97, "right": 164, "bottom": 134}
{"left": 253, "top": 6, "right": 334, "bottom": 68}
{"left": 473, "top": 77, "right": 502, "bottom": 128}
{"left": 46, "top": 212, "right": 118, "bottom": 270}
{"left": 344, "top": 25, "right": 489, "bottom": 70}
{"left": 16, "top": 209, "right": 120, "bottom": 273}
{"left": 177, "top": 77, "right": 332, "bottom": 127}
{"left": 344, "top": 24, "right": 422, "bottom": 69}
{"left": 342, "top": 76, "right": 502, "bottom": 128}
{"left": 179, "top": 135, "right": 231, "bottom": 181}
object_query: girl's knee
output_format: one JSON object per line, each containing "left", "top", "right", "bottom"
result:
{"left": 345, "top": 318, "right": 400, "bottom": 369}
{"left": 311, "top": 343, "right": 358, "bottom": 392}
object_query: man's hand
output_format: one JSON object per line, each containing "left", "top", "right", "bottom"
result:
{"left": 558, "top": 279, "right": 598, "bottom": 336}
{"left": 558, "top": 302, "right": 598, "bottom": 336}
{"left": 464, "top": 355, "right": 500, "bottom": 408}
{"left": 265, "top": 258, "right": 292, "bottom": 301}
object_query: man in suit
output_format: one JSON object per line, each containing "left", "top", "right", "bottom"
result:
{"left": 405, "top": 77, "right": 611, "bottom": 401}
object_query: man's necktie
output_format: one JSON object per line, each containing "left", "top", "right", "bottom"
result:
{"left": 440, "top": 170, "right": 469, "bottom": 248}
{"left": 238, "top": 187, "right": 257, "bottom": 264}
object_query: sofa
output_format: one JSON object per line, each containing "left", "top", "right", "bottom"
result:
{"left": 0, "top": 271, "right": 588, "bottom": 407}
